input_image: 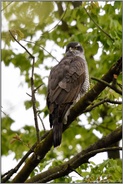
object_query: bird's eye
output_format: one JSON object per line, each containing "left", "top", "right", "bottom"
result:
{"left": 75, "top": 46, "right": 82, "bottom": 51}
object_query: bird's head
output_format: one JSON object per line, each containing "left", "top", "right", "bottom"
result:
{"left": 65, "top": 42, "right": 85, "bottom": 59}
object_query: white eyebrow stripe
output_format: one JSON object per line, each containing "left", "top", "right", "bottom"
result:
{"left": 76, "top": 43, "right": 81, "bottom": 47}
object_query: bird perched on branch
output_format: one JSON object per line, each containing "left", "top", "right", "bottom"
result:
{"left": 47, "top": 42, "right": 89, "bottom": 147}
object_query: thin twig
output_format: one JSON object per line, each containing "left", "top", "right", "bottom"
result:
{"left": 26, "top": 92, "right": 32, "bottom": 98}
{"left": 9, "top": 30, "right": 34, "bottom": 58}
{"left": 38, "top": 113, "right": 46, "bottom": 131}
{"left": 84, "top": 7, "right": 114, "bottom": 41}
{"left": 34, "top": 84, "right": 43, "bottom": 92}
{"left": 71, "top": 169, "right": 82, "bottom": 178}
{"left": 91, "top": 77, "right": 122, "bottom": 95}
{"left": 43, "top": 3, "right": 68, "bottom": 34}
{"left": 1, "top": 2, "right": 13, "bottom": 11}
{"left": 23, "top": 40, "right": 59, "bottom": 63}
{"left": 117, "top": 82, "right": 122, "bottom": 89}
{"left": 83, "top": 98, "right": 122, "bottom": 113}
{"left": 1, "top": 109, "right": 8, "bottom": 116}
{"left": 31, "top": 77, "right": 40, "bottom": 142}
{"left": 105, "top": 99, "right": 122, "bottom": 104}
{"left": 9, "top": 30, "right": 40, "bottom": 143}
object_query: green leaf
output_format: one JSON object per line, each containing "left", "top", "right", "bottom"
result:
{"left": 24, "top": 100, "right": 32, "bottom": 110}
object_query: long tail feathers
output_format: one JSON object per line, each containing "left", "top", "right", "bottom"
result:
{"left": 53, "top": 121, "right": 63, "bottom": 147}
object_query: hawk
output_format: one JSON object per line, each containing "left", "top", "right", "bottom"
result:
{"left": 47, "top": 42, "right": 89, "bottom": 147}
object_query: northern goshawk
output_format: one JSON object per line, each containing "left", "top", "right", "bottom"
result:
{"left": 47, "top": 42, "right": 89, "bottom": 147}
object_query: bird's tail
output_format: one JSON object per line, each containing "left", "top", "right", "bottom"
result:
{"left": 53, "top": 120, "right": 63, "bottom": 147}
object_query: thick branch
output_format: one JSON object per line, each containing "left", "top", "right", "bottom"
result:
{"left": 26, "top": 126, "right": 122, "bottom": 183}
{"left": 12, "top": 57, "right": 122, "bottom": 183}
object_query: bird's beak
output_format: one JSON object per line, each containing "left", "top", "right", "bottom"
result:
{"left": 69, "top": 47, "right": 74, "bottom": 52}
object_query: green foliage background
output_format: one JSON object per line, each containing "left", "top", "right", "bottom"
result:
{"left": 1, "top": 1, "right": 122, "bottom": 183}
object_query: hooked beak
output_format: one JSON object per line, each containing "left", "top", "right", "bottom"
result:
{"left": 69, "top": 47, "right": 75, "bottom": 52}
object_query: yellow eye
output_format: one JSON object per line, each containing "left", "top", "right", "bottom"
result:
{"left": 75, "top": 46, "right": 79, "bottom": 50}
{"left": 75, "top": 46, "right": 83, "bottom": 52}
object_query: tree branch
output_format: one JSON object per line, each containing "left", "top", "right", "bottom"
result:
{"left": 91, "top": 77, "right": 122, "bottom": 95}
{"left": 25, "top": 126, "right": 122, "bottom": 183}
{"left": 9, "top": 30, "right": 34, "bottom": 58}
{"left": 1, "top": 2, "right": 13, "bottom": 12}
{"left": 23, "top": 40, "right": 59, "bottom": 62}
{"left": 44, "top": 2, "right": 68, "bottom": 34}
{"left": 83, "top": 98, "right": 122, "bottom": 113}
{"left": 12, "top": 57, "right": 122, "bottom": 183}
{"left": 9, "top": 30, "right": 40, "bottom": 142}
{"left": 31, "top": 77, "right": 40, "bottom": 142}
{"left": 37, "top": 113, "right": 46, "bottom": 131}
{"left": 56, "top": 2, "right": 69, "bottom": 32}
{"left": 84, "top": 7, "right": 114, "bottom": 41}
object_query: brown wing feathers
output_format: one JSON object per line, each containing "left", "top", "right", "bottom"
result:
{"left": 47, "top": 56, "right": 86, "bottom": 147}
